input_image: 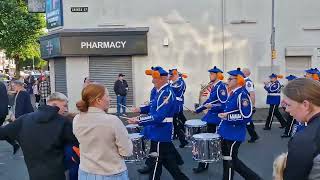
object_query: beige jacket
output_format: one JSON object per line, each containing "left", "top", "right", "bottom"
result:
{"left": 73, "top": 107, "right": 133, "bottom": 175}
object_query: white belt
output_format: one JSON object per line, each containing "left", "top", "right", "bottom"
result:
{"left": 268, "top": 93, "right": 280, "bottom": 96}
{"left": 162, "top": 117, "right": 173, "bottom": 123}
{"left": 176, "top": 97, "right": 183, "bottom": 101}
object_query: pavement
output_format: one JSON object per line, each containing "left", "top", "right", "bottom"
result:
{"left": 0, "top": 108, "right": 290, "bottom": 180}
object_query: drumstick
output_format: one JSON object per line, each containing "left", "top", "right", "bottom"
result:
{"left": 223, "top": 109, "right": 240, "bottom": 114}
{"left": 118, "top": 104, "right": 134, "bottom": 112}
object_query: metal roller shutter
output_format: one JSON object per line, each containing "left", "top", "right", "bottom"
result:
{"left": 89, "top": 56, "right": 134, "bottom": 107}
{"left": 54, "top": 58, "right": 68, "bottom": 96}
{"left": 285, "top": 56, "right": 311, "bottom": 77}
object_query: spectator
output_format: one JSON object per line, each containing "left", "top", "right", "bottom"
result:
{"left": 113, "top": 73, "right": 129, "bottom": 116}
{"left": 33, "top": 80, "right": 40, "bottom": 108}
{"left": 0, "top": 80, "right": 20, "bottom": 154}
{"left": 74, "top": 83, "right": 132, "bottom": 180}
{"left": 39, "top": 76, "right": 51, "bottom": 105}
{"left": 282, "top": 78, "right": 320, "bottom": 180}
{"left": 11, "top": 80, "right": 33, "bottom": 120}
{"left": 0, "top": 92, "right": 78, "bottom": 180}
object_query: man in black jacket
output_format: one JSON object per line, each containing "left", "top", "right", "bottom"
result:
{"left": 114, "top": 73, "right": 129, "bottom": 116}
{"left": 0, "top": 92, "right": 78, "bottom": 180}
{"left": 11, "top": 80, "right": 34, "bottom": 119}
{"left": 0, "top": 81, "right": 20, "bottom": 154}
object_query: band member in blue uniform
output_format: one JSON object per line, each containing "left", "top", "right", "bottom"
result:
{"left": 305, "top": 68, "right": 319, "bottom": 81}
{"left": 135, "top": 69, "right": 184, "bottom": 174}
{"left": 242, "top": 68, "right": 259, "bottom": 143}
{"left": 169, "top": 68, "right": 188, "bottom": 148}
{"left": 128, "top": 66, "right": 189, "bottom": 180}
{"left": 281, "top": 75, "right": 298, "bottom": 138}
{"left": 193, "top": 66, "right": 228, "bottom": 173}
{"left": 263, "top": 74, "right": 287, "bottom": 130}
{"left": 218, "top": 68, "right": 262, "bottom": 180}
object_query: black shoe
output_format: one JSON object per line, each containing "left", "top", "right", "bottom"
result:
{"left": 13, "top": 144, "right": 20, "bottom": 155}
{"left": 193, "top": 165, "right": 208, "bottom": 174}
{"left": 248, "top": 136, "right": 259, "bottom": 143}
{"left": 263, "top": 127, "right": 271, "bottom": 130}
{"left": 137, "top": 166, "right": 152, "bottom": 174}
{"left": 279, "top": 126, "right": 286, "bottom": 129}
{"left": 281, "top": 134, "right": 290, "bottom": 138}
{"left": 179, "top": 140, "right": 188, "bottom": 148}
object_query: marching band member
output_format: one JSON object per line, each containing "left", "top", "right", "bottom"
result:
{"left": 169, "top": 68, "right": 188, "bottom": 148}
{"left": 218, "top": 68, "right": 262, "bottom": 180}
{"left": 242, "top": 68, "right": 259, "bottom": 143}
{"left": 135, "top": 69, "right": 184, "bottom": 174}
{"left": 263, "top": 73, "right": 287, "bottom": 130}
{"left": 305, "top": 68, "right": 319, "bottom": 81}
{"left": 281, "top": 75, "right": 298, "bottom": 138}
{"left": 193, "top": 66, "right": 228, "bottom": 173}
{"left": 128, "top": 66, "right": 189, "bottom": 180}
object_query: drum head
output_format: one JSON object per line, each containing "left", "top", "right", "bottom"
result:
{"left": 185, "top": 119, "right": 207, "bottom": 127}
{"left": 192, "top": 133, "right": 220, "bottom": 140}
{"left": 129, "top": 133, "right": 143, "bottom": 140}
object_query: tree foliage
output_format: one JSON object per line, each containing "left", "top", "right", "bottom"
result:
{"left": 0, "top": 0, "right": 46, "bottom": 73}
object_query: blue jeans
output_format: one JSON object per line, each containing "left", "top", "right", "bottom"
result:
{"left": 116, "top": 95, "right": 126, "bottom": 114}
{"left": 78, "top": 169, "right": 129, "bottom": 180}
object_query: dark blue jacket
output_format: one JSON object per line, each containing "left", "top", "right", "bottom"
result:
{"left": 15, "top": 90, "right": 34, "bottom": 118}
{"left": 218, "top": 87, "right": 252, "bottom": 142}
{"left": 170, "top": 77, "right": 186, "bottom": 113}
{"left": 0, "top": 81, "right": 8, "bottom": 118}
{"left": 138, "top": 84, "right": 176, "bottom": 142}
{"left": 264, "top": 80, "right": 281, "bottom": 105}
{"left": 195, "top": 81, "right": 227, "bottom": 125}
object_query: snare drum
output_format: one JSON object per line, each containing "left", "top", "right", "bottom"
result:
{"left": 185, "top": 119, "right": 207, "bottom": 141}
{"left": 191, "top": 133, "right": 222, "bottom": 163}
{"left": 125, "top": 133, "right": 147, "bottom": 162}
{"left": 126, "top": 124, "right": 143, "bottom": 134}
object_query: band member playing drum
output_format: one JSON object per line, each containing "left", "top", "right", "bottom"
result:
{"left": 193, "top": 66, "right": 228, "bottom": 173}
{"left": 218, "top": 68, "right": 262, "bottom": 180}
{"left": 169, "top": 68, "right": 188, "bottom": 148}
{"left": 128, "top": 66, "right": 189, "bottom": 180}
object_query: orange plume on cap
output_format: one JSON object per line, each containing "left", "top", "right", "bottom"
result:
{"left": 277, "top": 75, "right": 284, "bottom": 79}
{"left": 145, "top": 69, "right": 153, "bottom": 75}
{"left": 237, "top": 75, "right": 245, "bottom": 86}
{"left": 172, "top": 69, "right": 178, "bottom": 76}
{"left": 152, "top": 71, "right": 161, "bottom": 79}
{"left": 217, "top": 72, "right": 224, "bottom": 80}
{"left": 181, "top": 74, "right": 188, "bottom": 78}
{"left": 312, "top": 74, "right": 319, "bottom": 81}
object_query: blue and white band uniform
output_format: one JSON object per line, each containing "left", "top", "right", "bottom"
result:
{"left": 138, "top": 83, "right": 176, "bottom": 142}
{"left": 244, "top": 77, "right": 254, "bottom": 123}
{"left": 170, "top": 77, "right": 186, "bottom": 113}
{"left": 195, "top": 81, "right": 228, "bottom": 125}
{"left": 264, "top": 80, "right": 281, "bottom": 105}
{"left": 218, "top": 87, "right": 253, "bottom": 142}
{"left": 139, "top": 87, "right": 157, "bottom": 140}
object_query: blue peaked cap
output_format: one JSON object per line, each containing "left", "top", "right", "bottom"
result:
{"left": 208, "top": 66, "right": 223, "bottom": 73}
{"left": 151, "top": 66, "right": 169, "bottom": 76}
{"left": 286, "top": 75, "right": 297, "bottom": 81}
{"left": 305, "top": 68, "right": 319, "bottom": 74}
{"left": 227, "top": 68, "right": 244, "bottom": 77}
{"left": 269, "top": 73, "right": 278, "bottom": 78}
